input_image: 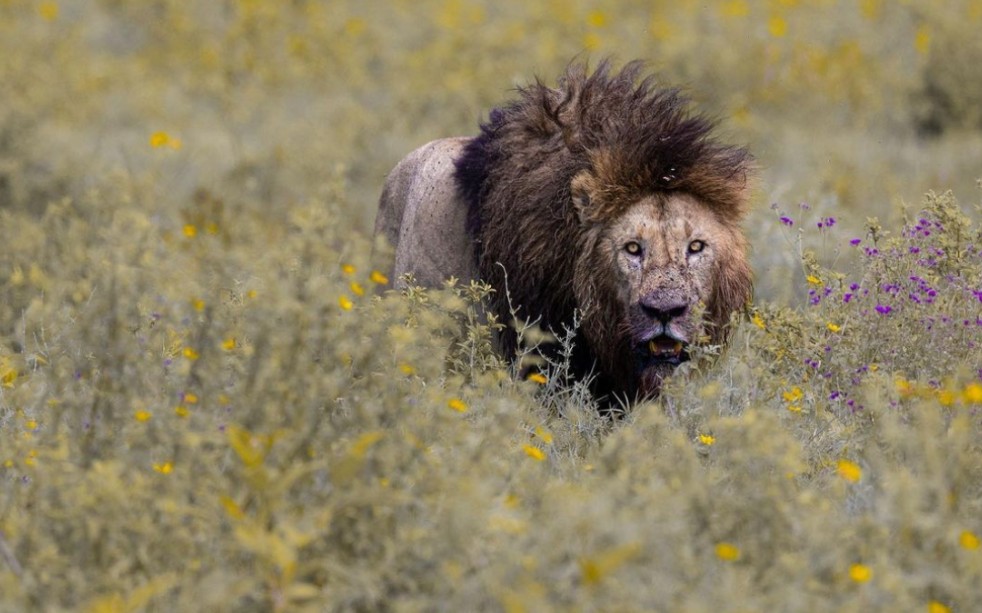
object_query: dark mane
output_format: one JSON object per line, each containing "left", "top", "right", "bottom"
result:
{"left": 455, "top": 60, "right": 752, "bottom": 232}
{"left": 452, "top": 60, "right": 753, "bottom": 400}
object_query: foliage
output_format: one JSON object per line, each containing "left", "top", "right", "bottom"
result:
{"left": 915, "top": 15, "right": 982, "bottom": 135}
{"left": 1, "top": 1, "right": 982, "bottom": 611}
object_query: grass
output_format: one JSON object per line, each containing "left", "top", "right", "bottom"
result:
{"left": 2, "top": 1, "right": 982, "bottom": 611}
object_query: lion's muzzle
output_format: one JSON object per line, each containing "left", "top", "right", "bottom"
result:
{"left": 631, "top": 291, "right": 694, "bottom": 367}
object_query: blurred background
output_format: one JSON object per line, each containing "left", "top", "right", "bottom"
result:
{"left": 3, "top": 0, "right": 981, "bottom": 302}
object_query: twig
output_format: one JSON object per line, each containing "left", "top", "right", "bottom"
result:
{"left": 0, "top": 530, "right": 23, "bottom": 578}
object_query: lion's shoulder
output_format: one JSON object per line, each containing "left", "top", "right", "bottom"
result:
{"left": 373, "top": 137, "right": 477, "bottom": 289}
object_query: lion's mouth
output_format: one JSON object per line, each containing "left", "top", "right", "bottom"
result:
{"left": 640, "top": 335, "right": 690, "bottom": 366}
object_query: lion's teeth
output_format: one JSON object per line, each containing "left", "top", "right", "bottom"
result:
{"left": 649, "top": 339, "right": 684, "bottom": 357}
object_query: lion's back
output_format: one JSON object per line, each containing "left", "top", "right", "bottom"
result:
{"left": 372, "top": 137, "right": 477, "bottom": 289}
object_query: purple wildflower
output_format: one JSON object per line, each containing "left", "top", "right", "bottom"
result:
{"left": 780, "top": 216, "right": 794, "bottom": 226}
{"left": 875, "top": 304, "right": 892, "bottom": 315}
{"left": 850, "top": 238, "right": 862, "bottom": 246}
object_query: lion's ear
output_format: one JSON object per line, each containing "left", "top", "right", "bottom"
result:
{"left": 570, "top": 172, "right": 595, "bottom": 224}
{"left": 571, "top": 186, "right": 591, "bottom": 220}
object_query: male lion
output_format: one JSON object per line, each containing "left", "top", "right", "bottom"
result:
{"left": 374, "top": 61, "right": 753, "bottom": 403}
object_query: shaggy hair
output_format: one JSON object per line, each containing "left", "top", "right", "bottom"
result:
{"left": 454, "top": 60, "right": 753, "bottom": 401}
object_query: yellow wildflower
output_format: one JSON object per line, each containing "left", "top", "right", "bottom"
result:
{"left": 221, "top": 337, "right": 237, "bottom": 351}
{"left": 523, "top": 444, "right": 545, "bottom": 461}
{"left": 826, "top": 322, "right": 841, "bottom": 332}
{"left": 527, "top": 372, "right": 548, "bottom": 385}
{"left": 183, "top": 347, "right": 199, "bottom": 360}
{"left": 338, "top": 295, "right": 353, "bottom": 311}
{"left": 928, "top": 601, "right": 951, "bottom": 613}
{"left": 698, "top": 434, "right": 716, "bottom": 446}
{"left": 837, "top": 459, "right": 862, "bottom": 483}
{"left": 586, "top": 10, "right": 606, "bottom": 27}
{"left": 149, "top": 131, "right": 181, "bottom": 149}
{"left": 914, "top": 25, "right": 931, "bottom": 54}
{"left": 25, "top": 419, "right": 38, "bottom": 430}
{"left": 398, "top": 363, "right": 416, "bottom": 375}
{"left": 848, "top": 563, "right": 872, "bottom": 583}
{"left": 1, "top": 366, "right": 17, "bottom": 388}
{"left": 24, "top": 450, "right": 37, "bottom": 467}
{"left": 806, "top": 274, "right": 822, "bottom": 286}
{"left": 341, "top": 264, "right": 356, "bottom": 276}
{"left": 715, "top": 542, "right": 740, "bottom": 561}
{"left": 370, "top": 270, "right": 389, "bottom": 285}
{"left": 782, "top": 386, "right": 803, "bottom": 403}
{"left": 959, "top": 530, "right": 980, "bottom": 550}
{"left": 963, "top": 383, "right": 982, "bottom": 404}
{"left": 134, "top": 410, "right": 152, "bottom": 422}
{"left": 534, "top": 426, "right": 553, "bottom": 445}
{"left": 751, "top": 313, "right": 766, "bottom": 330}
{"left": 39, "top": 1, "right": 59, "bottom": 21}
{"left": 447, "top": 398, "right": 468, "bottom": 413}
{"left": 350, "top": 281, "right": 365, "bottom": 297}
{"left": 937, "top": 389, "right": 956, "bottom": 407}
{"left": 153, "top": 461, "right": 173, "bottom": 474}
{"left": 895, "top": 377, "right": 915, "bottom": 397}
{"left": 787, "top": 405, "right": 802, "bottom": 413}
{"left": 191, "top": 297, "right": 205, "bottom": 311}
{"left": 184, "top": 392, "right": 198, "bottom": 404}
{"left": 183, "top": 224, "right": 197, "bottom": 238}
{"left": 768, "top": 15, "right": 788, "bottom": 37}
{"left": 174, "top": 405, "right": 189, "bottom": 418}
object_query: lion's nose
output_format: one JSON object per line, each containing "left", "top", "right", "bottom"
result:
{"left": 640, "top": 296, "right": 688, "bottom": 324}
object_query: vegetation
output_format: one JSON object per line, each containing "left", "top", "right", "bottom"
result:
{"left": 1, "top": 1, "right": 981, "bottom": 611}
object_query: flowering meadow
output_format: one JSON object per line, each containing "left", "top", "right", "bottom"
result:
{"left": 2, "top": 1, "right": 982, "bottom": 611}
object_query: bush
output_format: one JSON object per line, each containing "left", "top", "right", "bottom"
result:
{"left": 916, "top": 19, "right": 982, "bottom": 135}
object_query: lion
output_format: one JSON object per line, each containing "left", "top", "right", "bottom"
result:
{"left": 374, "top": 60, "right": 753, "bottom": 403}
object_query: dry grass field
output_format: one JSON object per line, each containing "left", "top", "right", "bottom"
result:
{"left": 2, "top": 1, "right": 982, "bottom": 611}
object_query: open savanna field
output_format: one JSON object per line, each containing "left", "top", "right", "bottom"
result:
{"left": 2, "top": 0, "right": 982, "bottom": 610}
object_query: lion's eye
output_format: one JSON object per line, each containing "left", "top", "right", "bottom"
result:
{"left": 687, "top": 239, "right": 706, "bottom": 254}
{"left": 624, "top": 241, "right": 642, "bottom": 256}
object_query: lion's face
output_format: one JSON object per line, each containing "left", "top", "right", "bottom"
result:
{"left": 574, "top": 187, "right": 751, "bottom": 399}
